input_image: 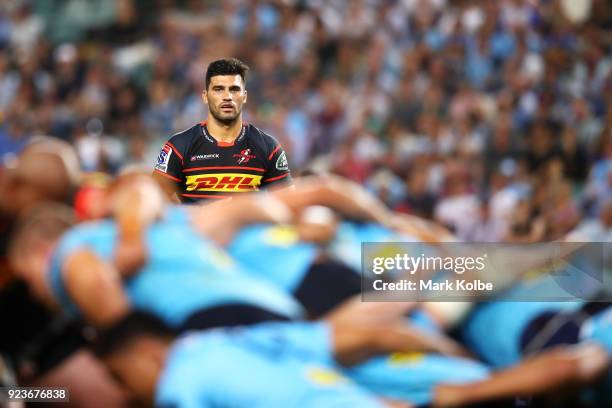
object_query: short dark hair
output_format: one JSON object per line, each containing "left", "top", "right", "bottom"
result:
{"left": 205, "top": 58, "right": 249, "bottom": 90}
{"left": 94, "top": 311, "right": 176, "bottom": 358}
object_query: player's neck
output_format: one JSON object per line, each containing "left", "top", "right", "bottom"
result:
{"left": 206, "top": 116, "right": 243, "bottom": 144}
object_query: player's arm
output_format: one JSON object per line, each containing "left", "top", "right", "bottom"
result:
{"left": 63, "top": 249, "right": 131, "bottom": 328}
{"left": 191, "top": 193, "right": 293, "bottom": 246}
{"left": 275, "top": 175, "right": 457, "bottom": 241}
{"left": 152, "top": 172, "right": 181, "bottom": 203}
{"left": 433, "top": 343, "right": 609, "bottom": 407}
{"left": 107, "top": 173, "right": 165, "bottom": 277}
{"left": 325, "top": 297, "right": 467, "bottom": 366}
{"left": 261, "top": 140, "right": 292, "bottom": 189}
{"left": 153, "top": 141, "right": 185, "bottom": 203}
{"left": 391, "top": 213, "right": 457, "bottom": 243}
{"left": 331, "top": 320, "right": 469, "bottom": 366}
{"left": 272, "top": 175, "right": 394, "bottom": 226}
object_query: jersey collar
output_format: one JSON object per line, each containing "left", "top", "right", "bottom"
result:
{"left": 200, "top": 121, "right": 247, "bottom": 146}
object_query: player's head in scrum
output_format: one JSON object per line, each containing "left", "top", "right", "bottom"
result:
{"left": 0, "top": 137, "right": 80, "bottom": 217}
{"left": 202, "top": 58, "right": 249, "bottom": 126}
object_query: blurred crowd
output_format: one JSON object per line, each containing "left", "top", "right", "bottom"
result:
{"left": 1, "top": 1, "right": 612, "bottom": 406}
{"left": 1, "top": 0, "right": 612, "bottom": 242}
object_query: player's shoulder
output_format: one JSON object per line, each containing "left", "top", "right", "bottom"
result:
{"left": 58, "top": 220, "right": 114, "bottom": 247}
{"left": 245, "top": 124, "right": 282, "bottom": 152}
{"left": 165, "top": 123, "right": 202, "bottom": 152}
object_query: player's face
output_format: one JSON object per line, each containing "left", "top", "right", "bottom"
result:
{"left": 202, "top": 75, "right": 247, "bottom": 125}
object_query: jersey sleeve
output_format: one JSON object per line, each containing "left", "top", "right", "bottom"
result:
{"left": 47, "top": 223, "right": 116, "bottom": 317}
{"left": 47, "top": 228, "right": 94, "bottom": 316}
{"left": 153, "top": 139, "right": 185, "bottom": 185}
{"left": 261, "top": 139, "right": 292, "bottom": 188}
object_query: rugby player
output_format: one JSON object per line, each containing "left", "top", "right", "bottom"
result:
{"left": 152, "top": 58, "right": 291, "bottom": 203}
{"left": 9, "top": 178, "right": 461, "bottom": 359}
{"left": 460, "top": 272, "right": 612, "bottom": 405}
{"left": 0, "top": 139, "right": 128, "bottom": 407}
{"left": 9, "top": 177, "right": 496, "bottom": 407}
{"left": 98, "top": 313, "right": 393, "bottom": 407}
{"left": 97, "top": 311, "right": 608, "bottom": 408}
{"left": 11, "top": 175, "right": 610, "bottom": 407}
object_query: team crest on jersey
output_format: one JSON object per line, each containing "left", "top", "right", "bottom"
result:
{"left": 155, "top": 145, "right": 172, "bottom": 173}
{"left": 276, "top": 151, "right": 288, "bottom": 171}
{"left": 233, "top": 148, "right": 256, "bottom": 164}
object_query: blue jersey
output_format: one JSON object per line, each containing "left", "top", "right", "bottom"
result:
{"left": 156, "top": 322, "right": 384, "bottom": 408}
{"left": 329, "top": 222, "right": 421, "bottom": 273}
{"left": 228, "top": 224, "right": 319, "bottom": 292}
{"left": 462, "top": 273, "right": 586, "bottom": 367}
{"left": 581, "top": 306, "right": 612, "bottom": 404}
{"left": 47, "top": 207, "right": 304, "bottom": 328}
{"left": 346, "top": 352, "right": 489, "bottom": 406}
{"left": 583, "top": 306, "right": 612, "bottom": 354}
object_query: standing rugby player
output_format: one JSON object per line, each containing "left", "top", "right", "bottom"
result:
{"left": 153, "top": 58, "right": 291, "bottom": 202}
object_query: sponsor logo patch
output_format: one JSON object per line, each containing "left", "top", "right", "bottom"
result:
{"left": 155, "top": 145, "right": 172, "bottom": 172}
{"left": 388, "top": 352, "right": 425, "bottom": 366}
{"left": 276, "top": 151, "right": 288, "bottom": 171}
{"left": 305, "top": 367, "right": 347, "bottom": 386}
{"left": 191, "top": 154, "right": 220, "bottom": 161}
{"left": 185, "top": 173, "right": 262, "bottom": 192}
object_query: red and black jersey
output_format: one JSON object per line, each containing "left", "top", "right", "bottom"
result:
{"left": 153, "top": 122, "right": 292, "bottom": 203}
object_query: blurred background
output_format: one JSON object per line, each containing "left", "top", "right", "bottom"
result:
{"left": 0, "top": 0, "right": 611, "bottom": 406}
{"left": 1, "top": 0, "right": 611, "bottom": 244}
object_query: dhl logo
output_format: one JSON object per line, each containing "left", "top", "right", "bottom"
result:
{"left": 185, "top": 173, "right": 262, "bottom": 192}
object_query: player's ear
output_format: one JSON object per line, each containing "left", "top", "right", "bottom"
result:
{"left": 243, "top": 89, "right": 247, "bottom": 104}
{"left": 201, "top": 90, "right": 208, "bottom": 105}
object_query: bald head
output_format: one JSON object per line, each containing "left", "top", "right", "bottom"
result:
{"left": 22, "top": 136, "right": 81, "bottom": 185}
{"left": 0, "top": 137, "right": 80, "bottom": 216}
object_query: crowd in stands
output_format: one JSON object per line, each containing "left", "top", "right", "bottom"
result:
{"left": 1, "top": 0, "right": 611, "bottom": 242}
{"left": 1, "top": 1, "right": 612, "bottom": 406}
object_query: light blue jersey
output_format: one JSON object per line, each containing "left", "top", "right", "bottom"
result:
{"left": 47, "top": 207, "right": 304, "bottom": 328}
{"left": 156, "top": 322, "right": 384, "bottom": 408}
{"left": 583, "top": 306, "right": 612, "bottom": 354}
{"left": 581, "top": 306, "right": 612, "bottom": 405}
{"left": 156, "top": 320, "right": 491, "bottom": 408}
{"left": 462, "top": 301, "right": 580, "bottom": 367}
{"left": 330, "top": 221, "right": 421, "bottom": 273}
{"left": 228, "top": 224, "right": 319, "bottom": 292}
{"left": 462, "top": 272, "right": 587, "bottom": 367}
{"left": 346, "top": 353, "right": 490, "bottom": 406}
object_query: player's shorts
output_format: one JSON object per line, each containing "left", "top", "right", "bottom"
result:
{"left": 294, "top": 259, "right": 366, "bottom": 318}
{"left": 180, "top": 303, "right": 291, "bottom": 332}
